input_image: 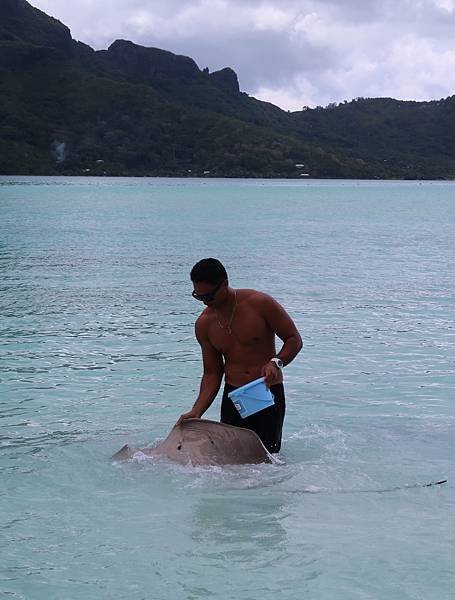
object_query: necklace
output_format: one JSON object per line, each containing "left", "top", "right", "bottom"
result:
{"left": 215, "top": 290, "right": 237, "bottom": 335}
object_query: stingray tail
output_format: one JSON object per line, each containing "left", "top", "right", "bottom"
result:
{"left": 348, "top": 478, "right": 448, "bottom": 494}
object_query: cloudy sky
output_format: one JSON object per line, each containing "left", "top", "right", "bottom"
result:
{"left": 32, "top": 0, "right": 455, "bottom": 110}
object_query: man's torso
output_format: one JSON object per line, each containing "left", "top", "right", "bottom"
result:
{"left": 199, "top": 289, "right": 282, "bottom": 387}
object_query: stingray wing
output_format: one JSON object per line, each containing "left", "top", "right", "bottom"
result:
{"left": 178, "top": 419, "right": 272, "bottom": 465}
{"left": 112, "top": 419, "right": 273, "bottom": 465}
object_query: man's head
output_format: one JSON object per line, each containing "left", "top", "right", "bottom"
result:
{"left": 190, "top": 258, "right": 228, "bottom": 305}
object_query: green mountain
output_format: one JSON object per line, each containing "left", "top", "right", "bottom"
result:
{"left": 1, "top": 0, "right": 455, "bottom": 178}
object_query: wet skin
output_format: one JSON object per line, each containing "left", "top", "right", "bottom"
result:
{"left": 177, "top": 280, "right": 302, "bottom": 425}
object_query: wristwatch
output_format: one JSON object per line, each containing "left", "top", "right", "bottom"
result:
{"left": 270, "top": 357, "right": 284, "bottom": 369}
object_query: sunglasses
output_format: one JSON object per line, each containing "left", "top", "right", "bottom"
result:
{"left": 192, "top": 280, "right": 225, "bottom": 302}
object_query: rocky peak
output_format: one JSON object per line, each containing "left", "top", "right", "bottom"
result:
{"left": 0, "top": 0, "right": 73, "bottom": 55}
{"left": 104, "top": 40, "right": 201, "bottom": 82}
{"left": 209, "top": 67, "right": 240, "bottom": 94}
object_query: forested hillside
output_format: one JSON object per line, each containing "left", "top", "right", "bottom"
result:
{"left": 1, "top": 0, "right": 455, "bottom": 178}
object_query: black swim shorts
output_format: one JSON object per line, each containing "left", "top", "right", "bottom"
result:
{"left": 220, "top": 382, "right": 286, "bottom": 453}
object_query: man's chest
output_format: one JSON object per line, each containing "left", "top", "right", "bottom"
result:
{"left": 208, "top": 306, "right": 271, "bottom": 351}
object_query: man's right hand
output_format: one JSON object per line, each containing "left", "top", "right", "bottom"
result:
{"left": 175, "top": 409, "right": 201, "bottom": 427}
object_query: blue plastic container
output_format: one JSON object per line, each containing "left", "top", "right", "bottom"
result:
{"left": 228, "top": 377, "right": 275, "bottom": 419}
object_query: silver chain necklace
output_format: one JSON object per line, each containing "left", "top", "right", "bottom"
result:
{"left": 215, "top": 290, "right": 237, "bottom": 334}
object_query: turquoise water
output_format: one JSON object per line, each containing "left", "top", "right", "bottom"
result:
{"left": 1, "top": 176, "right": 454, "bottom": 599}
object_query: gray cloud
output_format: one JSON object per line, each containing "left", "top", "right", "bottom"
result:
{"left": 32, "top": 0, "right": 455, "bottom": 109}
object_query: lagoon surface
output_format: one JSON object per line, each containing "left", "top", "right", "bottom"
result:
{"left": 1, "top": 176, "right": 454, "bottom": 599}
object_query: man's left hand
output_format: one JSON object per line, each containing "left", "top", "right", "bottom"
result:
{"left": 261, "top": 361, "right": 280, "bottom": 388}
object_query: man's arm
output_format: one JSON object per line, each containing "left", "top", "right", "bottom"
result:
{"left": 176, "top": 316, "right": 224, "bottom": 425}
{"left": 259, "top": 293, "right": 303, "bottom": 386}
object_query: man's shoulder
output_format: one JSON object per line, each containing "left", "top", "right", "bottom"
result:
{"left": 195, "top": 309, "right": 211, "bottom": 326}
{"left": 195, "top": 309, "right": 213, "bottom": 335}
{"left": 238, "top": 288, "right": 276, "bottom": 306}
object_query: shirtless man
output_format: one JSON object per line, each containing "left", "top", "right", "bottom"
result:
{"left": 176, "top": 258, "right": 303, "bottom": 453}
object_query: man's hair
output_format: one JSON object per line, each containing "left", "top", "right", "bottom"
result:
{"left": 190, "top": 258, "right": 228, "bottom": 284}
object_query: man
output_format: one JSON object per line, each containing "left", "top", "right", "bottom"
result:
{"left": 177, "top": 258, "right": 302, "bottom": 453}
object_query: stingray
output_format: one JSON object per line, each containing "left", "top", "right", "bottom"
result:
{"left": 112, "top": 418, "right": 274, "bottom": 466}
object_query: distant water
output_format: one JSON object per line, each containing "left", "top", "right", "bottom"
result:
{"left": 1, "top": 176, "right": 454, "bottom": 600}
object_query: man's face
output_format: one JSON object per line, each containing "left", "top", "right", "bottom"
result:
{"left": 192, "top": 280, "right": 227, "bottom": 307}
